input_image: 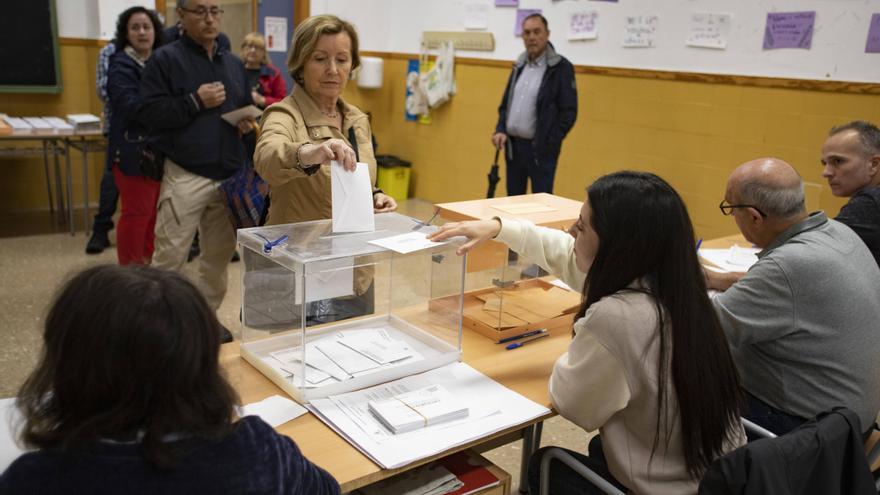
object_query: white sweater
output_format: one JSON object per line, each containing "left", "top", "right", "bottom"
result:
{"left": 495, "top": 218, "right": 745, "bottom": 495}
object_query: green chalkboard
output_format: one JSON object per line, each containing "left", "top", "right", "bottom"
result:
{"left": 0, "top": 0, "right": 62, "bottom": 93}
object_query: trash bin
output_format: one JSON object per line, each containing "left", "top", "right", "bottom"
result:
{"left": 376, "top": 155, "right": 411, "bottom": 203}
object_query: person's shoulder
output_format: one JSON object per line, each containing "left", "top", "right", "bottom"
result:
{"left": 151, "top": 40, "right": 183, "bottom": 62}
{"left": 584, "top": 289, "right": 656, "bottom": 327}
{"left": 852, "top": 186, "right": 880, "bottom": 208}
{"left": 1, "top": 450, "right": 64, "bottom": 488}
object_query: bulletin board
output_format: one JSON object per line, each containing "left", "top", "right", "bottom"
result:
{"left": 310, "top": 0, "right": 880, "bottom": 85}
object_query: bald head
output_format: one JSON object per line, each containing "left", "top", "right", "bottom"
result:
{"left": 728, "top": 158, "right": 805, "bottom": 219}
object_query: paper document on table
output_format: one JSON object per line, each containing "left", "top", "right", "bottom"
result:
{"left": 331, "top": 161, "right": 375, "bottom": 233}
{"left": 316, "top": 339, "right": 383, "bottom": 375}
{"left": 367, "top": 231, "right": 447, "bottom": 254}
{"left": 337, "top": 328, "right": 414, "bottom": 364}
{"left": 240, "top": 394, "right": 308, "bottom": 427}
{"left": 308, "top": 362, "right": 550, "bottom": 468}
{"left": 549, "top": 278, "right": 574, "bottom": 291}
{"left": 699, "top": 245, "right": 759, "bottom": 272}
{"left": 221, "top": 104, "right": 262, "bottom": 126}
{"left": 490, "top": 202, "right": 557, "bottom": 215}
{"left": 368, "top": 384, "right": 469, "bottom": 434}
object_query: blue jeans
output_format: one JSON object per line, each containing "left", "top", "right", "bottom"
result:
{"left": 744, "top": 390, "right": 807, "bottom": 438}
{"left": 528, "top": 435, "right": 626, "bottom": 495}
{"left": 92, "top": 165, "right": 119, "bottom": 235}
{"left": 506, "top": 137, "right": 557, "bottom": 196}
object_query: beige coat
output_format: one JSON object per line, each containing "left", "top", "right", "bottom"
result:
{"left": 254, "top": 85, "right": 377, "bottom": 226}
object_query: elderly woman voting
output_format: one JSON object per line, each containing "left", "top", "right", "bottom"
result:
{"left": 254, "top": 14, "right": 396, "bottom": 226}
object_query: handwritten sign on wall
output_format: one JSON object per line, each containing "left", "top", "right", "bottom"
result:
{"left": 763, "top": 11, "right": 815, "bottom": 50}
{"left": 568, "top": 11, "right": 599, "bottom": 41}
{"left": 686, "top": 13, "right": 731, "bottom": 49}
{"left": 623, "top": 15, "right": 658, "bottom": 48}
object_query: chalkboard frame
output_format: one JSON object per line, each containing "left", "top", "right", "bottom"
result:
{"left": 0, "top": 0, "right": 63, "bottom": 94}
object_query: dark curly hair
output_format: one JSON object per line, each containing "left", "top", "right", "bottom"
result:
{"left": 113, "top": 6, "right": 165, "bottom": 52}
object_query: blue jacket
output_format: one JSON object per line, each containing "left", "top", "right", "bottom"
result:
{"left": 106, "top": 48, "right": 150, "bottom": 177}
{"left": 137, "top": 35, "right": 251, "bottom": 180}
{"left": 495, "top": 43, "right": 578, "bottom": 166}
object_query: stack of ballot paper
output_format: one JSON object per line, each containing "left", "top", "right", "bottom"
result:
{"left": 368, "top": 384, "right": 469, "bottom": 434}
{"left": 267, "top": 328, "right": 422, "bottom": 389}
{"left": 66, "top": 113, "right": 102, "bottom": 132}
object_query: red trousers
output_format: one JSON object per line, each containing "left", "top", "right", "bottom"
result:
{"left": 112, "top": 165, "right": 160, "bottom": 265}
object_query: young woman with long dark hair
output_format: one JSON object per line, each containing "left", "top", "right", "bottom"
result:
{"left": 429, "top": 171, "right": 745, "bottom": 494}
{"left": 0, "top": 265, "right": 339, "bottom": 494}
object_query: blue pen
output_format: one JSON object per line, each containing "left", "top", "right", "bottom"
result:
{"left": 256, "top": 234, "right": 289, "bottom": 253}
{"left": 498, "top": 328, "right": 547, "bottom": 344}
{"left": 695, "top": 238, "right": 703, "bottom": 251}
{"left": 505, "top": 331, "right": 550, "bottom": 350}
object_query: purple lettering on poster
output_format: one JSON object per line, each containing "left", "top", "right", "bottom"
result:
{"left": 495, "top": 0, "right": 518, "bottom": 6}
{"left": 763, "top": 11, "right": 815, "bottom": 50}
{"left": 866, "top": 13, "right": 880, "bottom": 53}
{"left": 516, "top": 9, "right": 542, "bottom": 36}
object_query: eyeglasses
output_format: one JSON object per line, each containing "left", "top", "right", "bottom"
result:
{"left": 180, "top": 6, "right": 224, "bottom": 19}
{"left": 719, "top": 200, "right": 767, "bottom": 218}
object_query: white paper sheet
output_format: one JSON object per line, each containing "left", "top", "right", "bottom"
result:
{"left": 240, "top": 395, "right": 308, "bottom": 427}
{"left": 337, "top": 328, "right": 415, "bottom": 364}
{"left": 331, "top": 161, "right": 375, "bottom": 233}
{"left": 699, "top": 245, "right": 760, "bottom": 272}
{"left": 549, "top": 278, "right": 574, "bottom": 292}
{"left": 316, "top": 340, "right": 383, "bottom": 375}
{"left": 0, "top": 397, "right": 24, "bottom": 472}
{"left": 295, "top": 257, "right": 354, "bottom": 303}
{"left": 568, "top": 11, "right": 599, "bottom": 40}
{"left": 464, "top": 0, "right": 490, "bottom": 30}
{"left": 622, "top": 15, "right": 659, "bottom": 48}
{"left": 308, "top": 362, "right": 550, "bottom": 468}
{"left": 367, "top": 232, "right": 448, "bottom": 254}
{"left": 686, "top": 12, "right": 731, "bottom": 49}
{"left": 221, "top": 104, "right": 262, "bottom": 126}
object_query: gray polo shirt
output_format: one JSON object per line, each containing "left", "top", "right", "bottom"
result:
{"left": 505, "top": 51, "right": 546, "bottom": 140}
{"left": 712, "top": 212, "right": 880, "bottom": 429}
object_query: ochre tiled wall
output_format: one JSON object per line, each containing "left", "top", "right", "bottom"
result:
{"left": 343, "top": 57, "right": 879, "bottom": 240}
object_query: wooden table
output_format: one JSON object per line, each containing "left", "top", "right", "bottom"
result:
{"left": 435, "top": 193, "right": 582, "bottom": 272}
{"left": 220, "top": 322, "right": 569, "bottom": 492}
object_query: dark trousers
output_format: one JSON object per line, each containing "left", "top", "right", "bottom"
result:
{"left": 92, "top": 165, "right": 119, "bottom": 235}
{"left": 506, "top": 137, "right": 557, "bottom": 196}
{"left": 528, "top": 435, "right": 626, "bottom": 495}
{"left": 744, "top": 390, "right": 807, "bottom": 438}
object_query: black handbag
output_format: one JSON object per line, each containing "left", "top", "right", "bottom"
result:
{"left": 140, "top": 143, "right": 165, "bottom": 182}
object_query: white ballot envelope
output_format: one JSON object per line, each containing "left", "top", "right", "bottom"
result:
{"left": 221, "top": 105, "right": 262, "bottom": 126}
{"left": 331, "top": 161, "right": 375, "bottom": 233}
{"left": 295, "top": 257, "right": 355, "bottom": 303}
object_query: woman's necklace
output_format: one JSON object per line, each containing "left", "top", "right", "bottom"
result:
{"left": 320, "top": 106, "right": 339, "bottom": 119}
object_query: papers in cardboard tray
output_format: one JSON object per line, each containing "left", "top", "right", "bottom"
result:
{"left": 221, "top": 104, "right": 262, "bottom": 126}
{"left": 368, "top": 384, "right": 468, "bottom": 434}
{"left": 367, "top": 231, "right": 448, "bottom": 254}
{"left": 331, "top": 161, "right": 375, "bottom": 233}
{"left": 308, "top": 362, "right": 550, "bottom": 469}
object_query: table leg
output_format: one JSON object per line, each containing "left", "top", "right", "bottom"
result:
{"left": 65, "top": 140, "right": 74, "bottom": 235}
{"left": 519, "top": 424, "right": 535, "bottom": 493}
{"left": 53, "top": 141, "right": 66, "bottom": 226}
{"left": 81, "top": 140, "right": 90, "bottom": 233}
{"left": 42, "top": 140, "right": 55, "bottom": 219}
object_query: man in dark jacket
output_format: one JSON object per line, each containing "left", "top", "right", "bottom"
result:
{"left": 492, "top": 13, "right": 577, "bottom": 196}
{"left": 137, "top": 0, "right": 253, "bottom": 337}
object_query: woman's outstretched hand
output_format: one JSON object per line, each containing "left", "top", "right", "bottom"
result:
{"left": 427, "top": 218, "right": 502, "bottom": 256}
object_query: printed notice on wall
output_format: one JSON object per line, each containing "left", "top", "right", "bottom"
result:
{"left": 686, "top": 13, "right": 731, "bottom": 49}
{"left": 264, "top": 16, "right": 288, "bottom": 53}
{"left": 763, "top": 11, "right": 815, "bottom": 50}
{"left": 622, "top": 15, "right": 658, "bottom": 48}
{"left": 464, "top": 1, "right": 490, "bottom": 30}
{"left": 568, "top": 11, "right": 599, "bottom": 40}
{"left": 866, "top": 13, "right": 880, "bottom": 53}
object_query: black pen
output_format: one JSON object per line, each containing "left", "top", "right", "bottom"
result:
{"left": 498, "top": 328, "right": 547, "bottom": 344}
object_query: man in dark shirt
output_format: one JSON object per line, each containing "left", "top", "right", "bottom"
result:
{"left": 137, "top": 0, "right": 254, "bottom": 336}
{"left": 821, "top": 121, "right": 880, "bottom": 267}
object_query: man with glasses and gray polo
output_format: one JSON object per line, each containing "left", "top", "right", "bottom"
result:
{"left": 136, "top": 0, "right": 254, "bottom": 342}
{"left": 706, "top": 157, "right": 880, "bottom": 438}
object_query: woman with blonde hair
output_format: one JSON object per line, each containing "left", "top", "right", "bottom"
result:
{"left": 254, "top": 14, "right": 396, "bottom": 226}
{"left": 240, "top": 32, "right": 287, "bottom": 109}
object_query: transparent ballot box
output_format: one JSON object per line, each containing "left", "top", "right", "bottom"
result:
{"left": 454, "top": 240, "right": 581, "bottom": 343}
{"left": 238, "top": 213, "right": 464, "bottom": 403}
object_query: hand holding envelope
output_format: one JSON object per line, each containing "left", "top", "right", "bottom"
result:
{"left": 331, "top": 160, "right": 375, "bottom": 233}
